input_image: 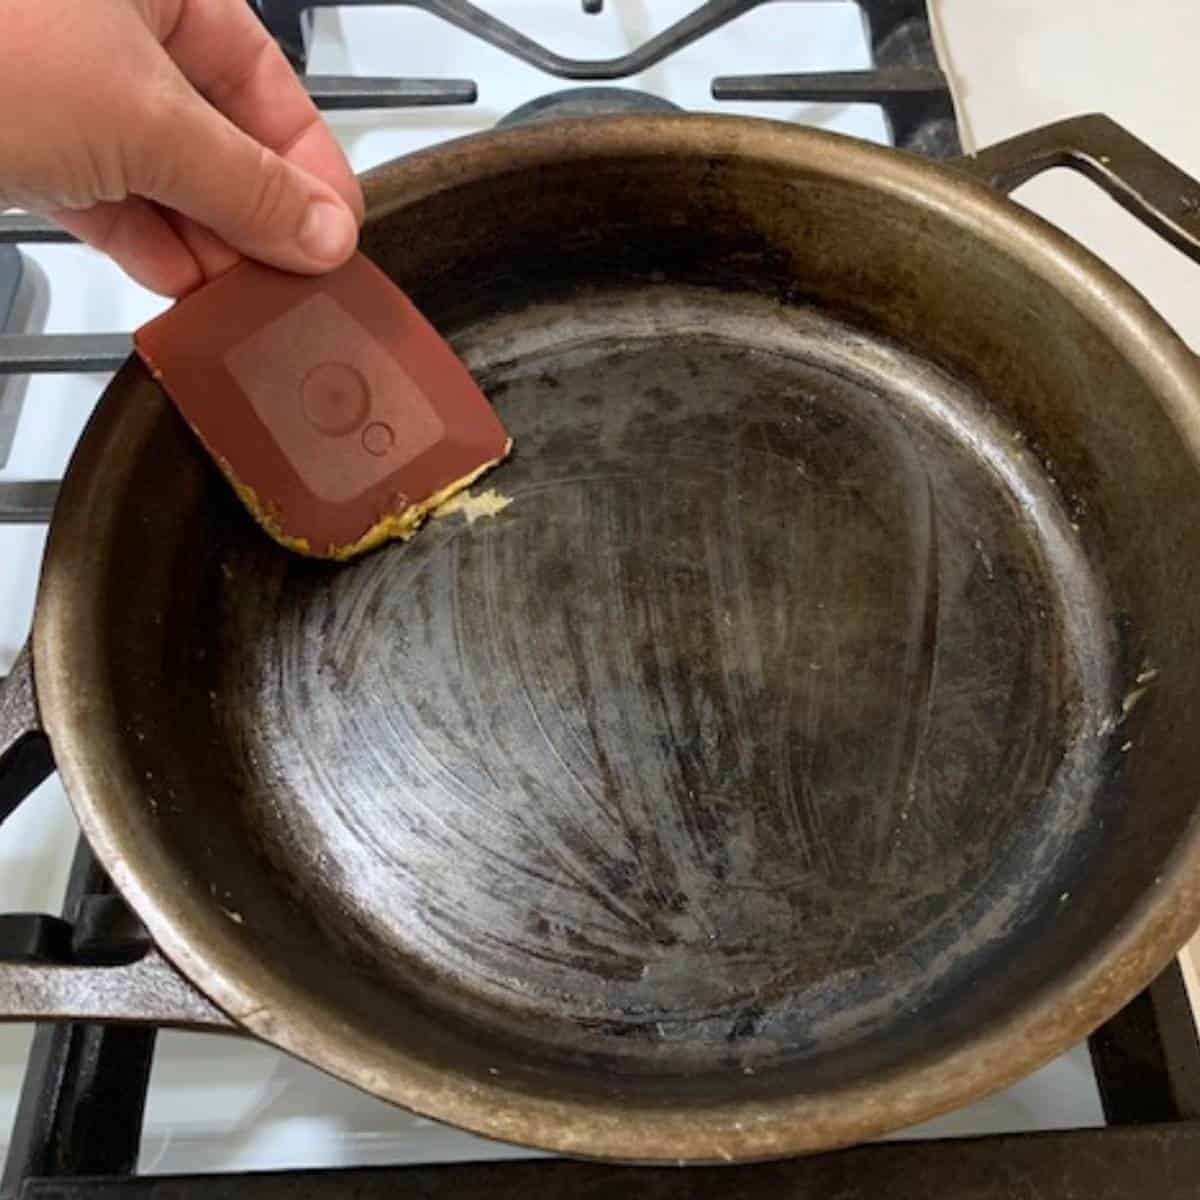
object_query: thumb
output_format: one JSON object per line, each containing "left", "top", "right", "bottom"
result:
{"left": 129, "top": 88, "right": 359, "bottom": 275}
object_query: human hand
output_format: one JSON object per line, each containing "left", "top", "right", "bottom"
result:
{"left": 0, "top": 0, "right": 363, "bottom": 296}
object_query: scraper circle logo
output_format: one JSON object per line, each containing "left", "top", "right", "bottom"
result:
{"left": 300, "top": 362, "right": 371, "bottom": 437}
{"left": 228, "top": 294, "right": 445, "bottom": 503}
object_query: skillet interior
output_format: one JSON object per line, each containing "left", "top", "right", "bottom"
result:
{"left": 205, "top": 282, "right": 1109, "bottom": 1080}
{"left": 38, "top": 117, "right": 1200, "bottom": 1156}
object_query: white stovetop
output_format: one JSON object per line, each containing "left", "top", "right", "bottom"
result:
{"left": 5, "top": 0, "right": 1200, "bottom": 1174}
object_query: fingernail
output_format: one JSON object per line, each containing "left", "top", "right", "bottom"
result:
{"left": 299, "top": 199, "right": 356, "bottom": 264}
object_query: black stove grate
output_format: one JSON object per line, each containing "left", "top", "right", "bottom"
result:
{"left": 257, "top": 0, "right": 959, "bottom": 159}
{"left": 0, "top": 0, "right": 957, "bottom": 384}
{"left": 5, "top": 3, "right": 1200, "bottom": 1197}
{"left": 15, "top": 1123, "right": 1200, "bottom": 1200}
{"left": 0, "top": 246, "right": 24, "bottom": 466}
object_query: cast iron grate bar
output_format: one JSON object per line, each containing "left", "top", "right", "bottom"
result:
{"left": 710, "top": 64, "right": 957, "bottom": 156}
{"left": 258, "top": 0, "right": 768, "bottom": 78}
{"left": 0, "top": 70, "right": 477, "bottom": 248}
{"left": 304, "top": 74, "right": 476, "bottom": 106}
{"left": 711, "top": 66, "right": 948, "bottom": 102}
{"left": 0, "top": 480, "right": 58, "bottom": 523}
{"left": 1087, "top": 959, "right": 1200, "bottom": 1123}
{"left": 0, "top": 74, "right": 476, "bottom": 133}
{"left": 0, "top": 216, "right": 64, "bottom": 244}
{"left": 15, "top": 1122, "right": 1200, "bottom": 1199}
{"left": 855, "top": 0, "right": 960, "bottom": 157}
{"left": 0, "top": 842, "right": 156, "bottom": 1200}
{"left": 0, "top": 335, "right": 131, "bottom": 374}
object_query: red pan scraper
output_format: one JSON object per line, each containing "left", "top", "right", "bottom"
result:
{"left": 134, "top": 252, "right": 511, "bottom": 561}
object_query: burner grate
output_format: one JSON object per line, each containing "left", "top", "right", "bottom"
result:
{"left": 0, "top": 247, "right": 24, "bottom": 465}
{"left": 9, "top": 5, "right": 1195, "bottom": 1198}
{"left": 256, "top": 0, "right": 957, "bottom": 153}
{"left": 0, "top": 0, "right": 957, "bottom": 416}
{"left": 12, "top": 1124, "right": 1200, "bottom": 1200}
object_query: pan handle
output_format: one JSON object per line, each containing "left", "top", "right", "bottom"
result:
{"left": 955, "top": 113, "right": 1200, "bottom": 267}
{"left": 0, "top": 947, "right": 234, "bottom": 1029}
{"left": 0, "top": 645, "right": 235, "bottom": 1030}
{"left": 0, "top": 643, "right": 54, "bottom": 826}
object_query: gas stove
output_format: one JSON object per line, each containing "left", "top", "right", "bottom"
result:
{"left": 3, "top": 1, "right": 1200, "bottom": 1195}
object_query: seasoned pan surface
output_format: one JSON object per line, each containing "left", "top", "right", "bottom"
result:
{"left": 212, "top": 285, "right": 1111, "bottom": 1074}
{"left": 29, "top": 116, "right": 1200, "bottom": 1158}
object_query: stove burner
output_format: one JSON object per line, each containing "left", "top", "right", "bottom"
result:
{"left": 498, "top": 86, "right": 681, "bottom": 127}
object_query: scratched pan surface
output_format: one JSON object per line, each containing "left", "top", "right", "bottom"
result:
{"left": 40, "top": 118, "right": 1200, "bottom": 1157}
{"left": 213, "top": 284, "right": 1106, "bottom": 1075}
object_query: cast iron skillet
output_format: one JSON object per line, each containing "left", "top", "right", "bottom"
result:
{"left": 4, "top": 114, "right": 1200, "bottom": 1161}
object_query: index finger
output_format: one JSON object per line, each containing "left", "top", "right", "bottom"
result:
{"left": 159, "top": 0, "right": 363, "bottom": 220}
